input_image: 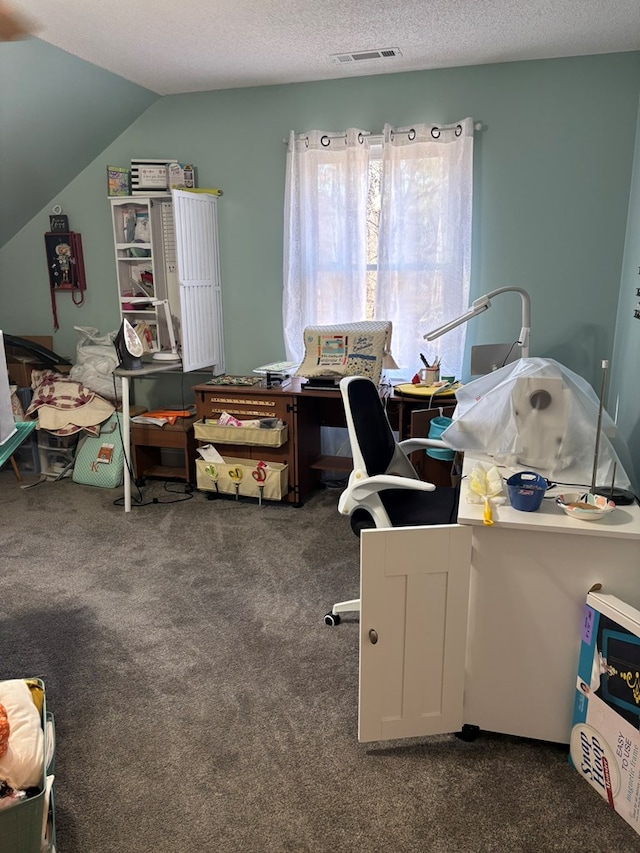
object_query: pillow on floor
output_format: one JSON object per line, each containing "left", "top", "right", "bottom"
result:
{"left": 0, "top": 679, "right": 43, "bottom": 790}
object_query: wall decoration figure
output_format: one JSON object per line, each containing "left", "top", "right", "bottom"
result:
{"left": 44, "top": 229, "right": 87, "bottom": 330}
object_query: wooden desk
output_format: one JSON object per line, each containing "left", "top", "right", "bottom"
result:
{"left": 192, "top": 378, "right": 323, "bottom": 505}
{"left": 192, "top": 378, "right": 457, "bottom": 505}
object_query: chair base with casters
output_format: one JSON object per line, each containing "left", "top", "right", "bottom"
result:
{"left": 324, "top": 598, "right": 360, "bottom": 626}
{"left": 325, "top": 375, "right": 459, "bottom": 626}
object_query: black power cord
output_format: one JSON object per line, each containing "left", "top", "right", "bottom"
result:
{"left": 113, "top": 479, "right": 194, "bottom": 508}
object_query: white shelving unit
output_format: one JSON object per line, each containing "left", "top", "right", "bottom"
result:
{"left": 110, "top": 195, "right": 174, "bottom": 354}
{"left": 109, "top": 191, "right": 224, "bottom": 373}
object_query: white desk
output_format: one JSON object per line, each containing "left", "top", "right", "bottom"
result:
{"left": 459, "top": 458, "right": 640, "bottom": 742}
{"left": 114, "top": 359, "right": 180, "bottom": 512}
{"left": 357, "top": 457, "right": 640, "bottom": 744}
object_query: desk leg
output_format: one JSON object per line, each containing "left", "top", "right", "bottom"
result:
{"left": 121, "top": 375, "right": 131, "bottom": 513}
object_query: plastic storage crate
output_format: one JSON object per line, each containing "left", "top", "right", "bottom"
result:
{"left": 11, "top": 434, "right": 40, "bottom": 474}
{"left": 0, "top": 679, "right": 55, "bottom": 853}
{"left": 37, "top": 430, "right": 78, "bottom": 479}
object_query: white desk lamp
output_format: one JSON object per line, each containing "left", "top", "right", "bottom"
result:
{"left": 152, "top": 299, "right": 181, "bottom": 362}
{"left": 424, "top": 286, "right": 531, "bottom": 359}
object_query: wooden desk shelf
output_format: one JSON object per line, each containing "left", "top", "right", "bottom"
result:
{"left": 131, "top": 416, "right": 197, "bottom": 485}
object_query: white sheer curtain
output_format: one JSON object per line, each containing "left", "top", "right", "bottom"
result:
{"left": 283, "top": 118, "right": 474, "bottom": 377}
{"left": 375, "top": 119, "right": 474, "bottom": 379}
{"left": 283, "top": 129, "right": 370, "bottom": 363}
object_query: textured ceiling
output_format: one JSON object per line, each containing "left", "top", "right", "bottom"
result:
{"left": 9, "top": 0, "right": 640, "bottom": 95}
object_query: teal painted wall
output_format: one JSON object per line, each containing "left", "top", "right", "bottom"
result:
{"left": 0, "top": 38, "right": 157, "bottom": 246}
{"left": 1, "top": 50, "right": 638, "bottom": 406}
{"left": 610, "top": 98, "right": 640, "bottom": 489}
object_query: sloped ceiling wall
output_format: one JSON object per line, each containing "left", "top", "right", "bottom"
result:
{"left": 0, "top": 38, "right": 158, "bottom": 247}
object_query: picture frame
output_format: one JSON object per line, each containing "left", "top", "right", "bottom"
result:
{"left": 44, "top": 231, "right": 86, "bottom": 292}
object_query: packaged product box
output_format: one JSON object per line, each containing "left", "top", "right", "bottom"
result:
{"left": 168, "top": 162, "right": 196, "bottom": 189}
{"left": 569, "top": 591, "right": 640, "bottom": 836}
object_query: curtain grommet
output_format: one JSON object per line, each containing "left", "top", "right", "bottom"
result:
{"left": 431, "top": 127, "right": 441, "bottom": 139}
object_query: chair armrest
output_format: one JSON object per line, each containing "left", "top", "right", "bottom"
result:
{"left": 340, "top": 473, "right": 436, "bottom": 508}
{"left": 399, "top": 437, "right": 448, "bottom": 454}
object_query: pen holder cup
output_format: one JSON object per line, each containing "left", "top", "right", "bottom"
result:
{"left": 506, "top": 471, "right": 547, "bottom": 512}
{"left": 426, "top": 416, "right": 455, "bottom": 461}
{"left": 420, "top": 367, "right": 440, "bottom": 385}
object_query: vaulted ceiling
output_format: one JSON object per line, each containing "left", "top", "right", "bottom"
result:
{"left": 9, "top": 0, "right": 640, "bottom": 95}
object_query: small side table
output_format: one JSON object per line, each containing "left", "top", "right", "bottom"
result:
{"left": 131, "top": 416, "right": 197, "bottom": 485}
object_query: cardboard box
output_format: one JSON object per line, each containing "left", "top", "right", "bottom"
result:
{"left": 168, "top": 162, "right": 195, "bottom": 189}
{"left": 569, "top": 591, "right": 640, "bottom": 836}
{"left": 5, "top": 336, "right": 71, "bottom": 388}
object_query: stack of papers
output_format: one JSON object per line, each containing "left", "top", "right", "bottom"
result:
{"left": 253, "top": 361, "right": 299, "bottom": 376}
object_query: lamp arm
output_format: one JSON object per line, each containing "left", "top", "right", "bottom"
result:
{"left": 424, "top": 285, "right": 531, "bottom": 358}
{"left": 150, "top": 298, "right": 180, "bottom": 359}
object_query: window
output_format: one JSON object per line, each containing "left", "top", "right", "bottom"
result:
{"left": 284, "top": 120, "right": 474, "bottom": 379}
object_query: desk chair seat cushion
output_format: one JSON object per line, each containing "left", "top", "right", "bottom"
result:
{"left": 379, "top": 485, "right": 459, "bottom": 528}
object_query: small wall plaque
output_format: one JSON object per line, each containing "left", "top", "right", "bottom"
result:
{"left": 49, "top": 214, "right": 69, "bottom": 232}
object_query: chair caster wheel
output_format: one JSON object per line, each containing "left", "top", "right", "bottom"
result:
{"left": 324, "top": 612, "right": 341, "bottom": 626}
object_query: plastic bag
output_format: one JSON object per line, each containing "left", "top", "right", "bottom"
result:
{"left": 68, "top": 326, "right": 121, "bottom": 401}
{"left": 443, "top": 358, "right": 633, "bottom": 489}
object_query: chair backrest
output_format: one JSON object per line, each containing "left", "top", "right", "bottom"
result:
{"left": 340, "top": 376, "right": 417, "bottom": 480}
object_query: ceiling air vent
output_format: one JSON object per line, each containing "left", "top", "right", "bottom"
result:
{"left": 331, "top": 48, "right": 402, "bottom": 64}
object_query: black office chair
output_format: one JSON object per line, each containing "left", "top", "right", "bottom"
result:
{"left": 324, "top": 375, "right": 459, "bottom": 625}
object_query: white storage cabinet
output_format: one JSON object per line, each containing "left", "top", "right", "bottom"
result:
{"left": 109, "top": 190, "right": 224, "bottom": 373}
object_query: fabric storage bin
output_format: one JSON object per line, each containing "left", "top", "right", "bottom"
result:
{"left": 193, "top": 419, "right": 288, "bottom": 448}
{"left": 0, "top": 679, "right": 55, "bottom": 853}
{"left": 196, "top": 457, "right": 288, "bottom": 500}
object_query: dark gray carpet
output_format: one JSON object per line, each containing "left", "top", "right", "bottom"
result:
{"left": 1, "top": 470, "right": 639, "bottom": 852}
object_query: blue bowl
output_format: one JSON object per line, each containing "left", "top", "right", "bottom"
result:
{"left": 506, "top": 471, "right": 547, "bottom": 512}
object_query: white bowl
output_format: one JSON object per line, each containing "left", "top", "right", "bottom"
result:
{"left": 556, "top": 491, "right": 616, "bottom": 521}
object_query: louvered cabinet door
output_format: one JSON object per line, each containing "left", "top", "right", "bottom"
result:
{"left": 172, "top": 189, "right": 224, "bottom": 373}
